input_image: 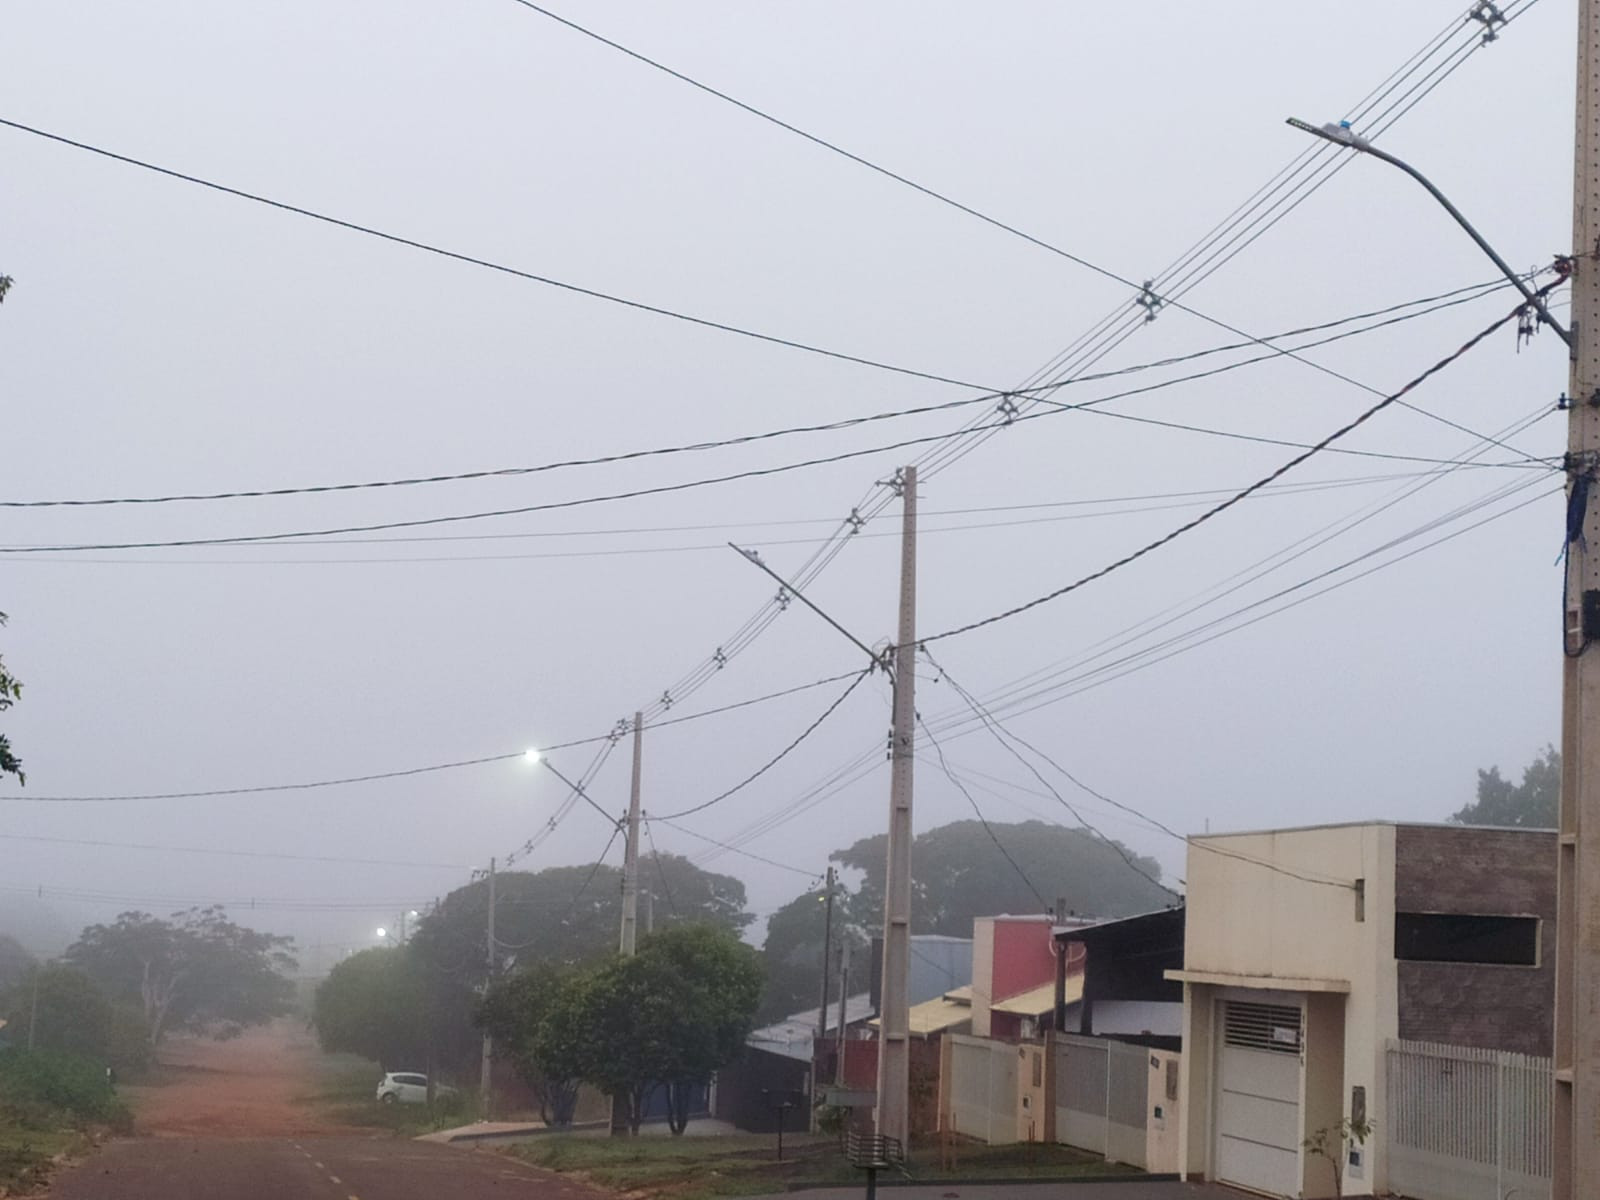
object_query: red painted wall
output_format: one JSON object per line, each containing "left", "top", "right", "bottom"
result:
{"left": 991, "top": 918, "right": 1064, "bottom": 1002}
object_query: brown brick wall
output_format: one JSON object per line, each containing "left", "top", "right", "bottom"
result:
{"left": 1393, "top": 825, "right": 1555, "bottom": 1056}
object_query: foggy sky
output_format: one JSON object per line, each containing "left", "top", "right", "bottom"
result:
{"left": 0, "top": 1, "right": 1574, "bottom": 974}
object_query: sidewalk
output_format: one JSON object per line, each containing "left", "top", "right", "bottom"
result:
{"left": 769, "top": 1183, "right": 1244, "bottom": 1200}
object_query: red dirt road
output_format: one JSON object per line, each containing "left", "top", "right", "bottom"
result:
{"left": 124, "top": 1020, "right": 360, "bottom": 1138}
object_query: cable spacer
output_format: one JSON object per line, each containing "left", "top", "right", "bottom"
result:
{"left": 775, "top": 586, "right": 791, "bottom": 610}
{"left": 846, "top": 507, "right": 867, "bottom": 532}
{"left": 1135, "top": 280, "right": 1163, "bottom": 323}
{"left": 1468, "top": 0, "right": 1506, "bottom": 43}
{"left": 713, "top": 647, "right": 727, "bottom": 669}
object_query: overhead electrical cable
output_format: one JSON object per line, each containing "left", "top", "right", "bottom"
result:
{"left": 0, "top": 831, "right": 471, "bottom": 870}
{"left": 921, "top": 291, "right": 1556, "bottom": 646}
{"left": 654, "top": 668, "right": 874, "bottom": 820}
{"left": 0, "top": 276, "right": 1516, "bottom": 511}
{"left": 0, "top": 117, "right": 992, "bottom": 394}
{"left": 0, "top": 666, "right": 859, "bottom": 803}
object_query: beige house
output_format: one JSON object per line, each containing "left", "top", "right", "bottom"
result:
{"left": 1167, "top": 821, "right": 1553, "bottom": 1199}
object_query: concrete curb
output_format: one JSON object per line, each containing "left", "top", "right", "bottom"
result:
{"left": 784, "top": 1175, "right": 1178, "bottom": 1192}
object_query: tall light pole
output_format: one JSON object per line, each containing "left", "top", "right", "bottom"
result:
{"left": 1288, "top": 107, "right": 1583, "bottom": 1195}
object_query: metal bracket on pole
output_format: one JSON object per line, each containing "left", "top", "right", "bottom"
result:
{"left": 1469, "top": 0, "right": 1507, "bottom": 43}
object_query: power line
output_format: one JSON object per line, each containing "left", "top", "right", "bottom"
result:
{"left": 918, "top": 652, "right": 1178, "bottom": 900}
{"left": 0, "top": 116, "right": 992, "bottom": 395}
{"left": 923, "top": 290, "right": 1556, "bottom": 646}
{"left": 655, "top": 667, "right": 874, "bottom": 819}
{"left": 0, "top": 277, "right": 1514, "bottom": 512}
{"left": 916, "top": 712, "right": 1050, "bottom": 913}
{"left": 0, "top": 831, "right": 471, "bottom": 871}
{"left": 650, "top": 816, "right": 818, "bottom": 879}
{"left": 643, "top": 819, "right": 680, "bottom": 918}
{"left": 0, "top": 667, "right": 860, "bottom": 803}
{"left": 925, "top": 652, "right": 1355, "bottom": 892}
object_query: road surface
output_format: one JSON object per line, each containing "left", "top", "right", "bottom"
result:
{"left": 50, "top": 1136, "right": 607, "bottom": 1200}
{"left": 49, "top": 1023, "right": 606, "bottom": 1200}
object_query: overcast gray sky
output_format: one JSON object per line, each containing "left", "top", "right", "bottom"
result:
{"left": 0, "top": 0, "right": 1575, "bottom": 970}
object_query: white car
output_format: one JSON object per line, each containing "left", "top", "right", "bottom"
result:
{"left": 375, "top": 1072, "right": 453, "bottom": 1105}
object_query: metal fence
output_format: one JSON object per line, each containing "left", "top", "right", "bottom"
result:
{"left": 1386, "top": 1038, "right": 1551, "bottom": 1200}
{"left": 946, "top": 1033, "right": 1017, "bottom": 1145}
{"left": 1054, "top": 1034, "right": 1150, "bottom": 1167}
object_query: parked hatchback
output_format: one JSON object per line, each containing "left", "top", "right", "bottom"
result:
{"left": 375, "top": 1072, "right": 448, "bottom": 1105}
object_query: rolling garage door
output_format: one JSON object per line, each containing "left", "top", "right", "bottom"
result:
{"left": 1214, "top": 999, "right": 1303, "bottom": 1197}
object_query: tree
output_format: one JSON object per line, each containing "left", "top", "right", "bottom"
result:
{"left": 0, "top": 612, "right": 23, "bottom": 785}
{"left": 477, "top": 964, "right": 587, "bottom": 1126}
{"left": 758, "top": 885, "right": 867, "bottom": 1023}
{"left": 833, "top": 819, "right": 1171, "bottom": 936}
{"left": 0, "top": 964, "right": 111, "bottom": 1057}
{"left": 65, "top": 908, "right": 296, "bottom": 1045}
{"left": 573, "top": 925, "right": 764, "bottom": 1135}
{"left": 313, "top": 947, "right": 430, "bottom": 1072}
{"left": 409, "top": 858, "right": 751, "bottom": 989}
{"left": 1452, "top": 745, "right": 1560, "bottom": 828}
{"left": 0, "top": 935, "right": 34, "bottom": 992}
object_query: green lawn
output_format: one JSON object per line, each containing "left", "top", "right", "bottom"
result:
{"left": 507, "top": 1132, "right": 1134, "bottom": 1200}
{"left": 297, "top": 1057, "right": 482, "bottom": 1136}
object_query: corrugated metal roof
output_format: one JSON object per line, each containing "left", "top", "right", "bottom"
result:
{"left": 867, "top": 991, "right": 973, "bottom": 1036}
{"left": 744, "top": 993, "right": 877, "bottom": 1062}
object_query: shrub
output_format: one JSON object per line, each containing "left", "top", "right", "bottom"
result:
{"left": 0, "top": 1048, "right": 131, "bottom": 1130}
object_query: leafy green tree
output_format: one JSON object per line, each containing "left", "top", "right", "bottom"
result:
{"left": 0, "top": 612, "right": 23, "bottom": 785}
{"left": 313, "top": 947, "right": 430, "bottom": 1071}
{"left": 574, "top": 925, "right": 763, "bottom": 1135}
{"left": 478, "top": 964, "right": 587, "bottom": 1126}
{"left": 834, "top": 819, "right": 1171, "bottom": 935}
{"left": 1452, "top": 745, "right": 1560, "bottom": 829}
{"left": 65, "top": 908, "right": 296, "bottom": 1045}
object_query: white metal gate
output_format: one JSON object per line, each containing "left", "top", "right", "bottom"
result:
{"left": 1214, "top": 999, "right": 1303, "bottom": 1197}
{"left": 1053, "top": 1034, "right": 1151, "bottom": 1167}
{"left": 1386, "top": 1038, "right": 1552, "bottom": 1200}
{"left": 946, "top": 1033, "right": 1017, "bottom": 1144}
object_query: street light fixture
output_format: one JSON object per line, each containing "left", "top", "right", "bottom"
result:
{"left": 1286, "top": 116, "right": 1571, "bottom": 349}
{"left": 523, "top": 747, "right": 542, "bottom": 766}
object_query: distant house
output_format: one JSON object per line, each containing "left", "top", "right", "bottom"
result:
{"left": 714, "top": 994, "right": 874, "bottom": 1134}
{"left": 1055, "top": 907, "right": 1184, "bottom": 1040}
{"left": 970, "top": 914, "right": 1092, "bottom": 1039}
{"left": 1167, "top": 821, "right": 1554, "bottom": 1199}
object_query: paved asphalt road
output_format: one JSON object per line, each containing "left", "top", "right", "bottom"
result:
{"left": 49, "top": 1136, "right": 609, "bottom": 1200}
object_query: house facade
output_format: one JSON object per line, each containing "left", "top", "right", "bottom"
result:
{"left": 1168, "top": 821, "right": 1553, "bottom": 1199}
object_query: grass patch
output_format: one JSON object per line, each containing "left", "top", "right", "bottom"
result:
{"left": 296, "top": 1057, "right": 480, "bottom": 1136}
{"left": 507, "top": 1132, "right": 1131, "bottom": 1200}
{"left": 0, "top": 1122, "right": 88, "bottom": 1195}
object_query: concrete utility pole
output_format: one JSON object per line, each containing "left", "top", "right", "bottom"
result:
{"left": 1556, "top": 3, "right": 1600, "bottom": 1190}
{"left": 874, "top": 464, "right": 916, "bottom": 1148}
{"left": 479, "top": 857, "right": 496, "bottom": 1118}
{"left": 611, "top": 711, "right": 645, "bottom": 1137}
{"left": 620, "top": 711, "right": 643, "bottom": 956}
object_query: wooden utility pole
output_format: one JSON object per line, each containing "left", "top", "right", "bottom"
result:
{"left": 816, "top": 866, "right": 836, "bottom": 1040}
{"left": 834, "top": 944, "right": 850, "bottom": 1088}
{"left": 620, "top": 712, "right": 643, "bottom": 956}
{"left": 1556, "top": 4, "right": 1600, "bottom": 1191}
{"left": 479, "top": 857, "right": 496, "bottom": 1118}
{"left": 874, "top": 465, "right": 916, "bottom": 1148}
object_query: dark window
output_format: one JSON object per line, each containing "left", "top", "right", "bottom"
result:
{"left": 1394, "top": 913, "right": 1539, "bottom": 966}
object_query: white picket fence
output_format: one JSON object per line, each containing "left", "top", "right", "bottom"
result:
{"left": 1386, "top": 1038, "right": 1552, "bottom": 1200}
